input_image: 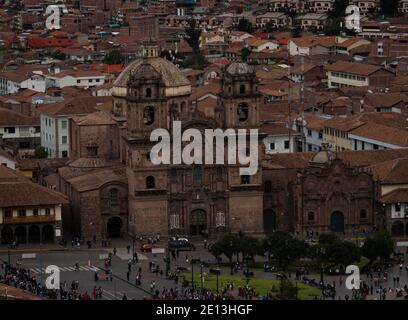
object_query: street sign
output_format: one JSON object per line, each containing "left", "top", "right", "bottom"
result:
{"left": 151, "top": 248, "right": 165, "bottom": 254}
{"left": 99, "top": 254, "right": 109, "bottom": 260}
{"left": 22, "top": 253, "right": 36, "bottom": 259}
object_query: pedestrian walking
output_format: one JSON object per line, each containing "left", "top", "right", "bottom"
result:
{"left": 113, "top": 247, "right": 117, "bottom": 256}
{"left": 126, "top": 271, "right": 130, "bottom": 282}
{"left": 127, "top": 245, "right": 131, "bottom": 254}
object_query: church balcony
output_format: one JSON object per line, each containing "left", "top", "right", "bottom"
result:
{"left": 135, "top": 189, "right": 167, "bottom": 196}
{"left": 230, "top": 184, "right": 262, "bottom": 192}
{"left": 2, "top": 215, "right": 57, "bottom": 225}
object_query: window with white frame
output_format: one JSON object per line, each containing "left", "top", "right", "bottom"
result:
{"left": 216, "top": 211, "right": 226, "bottom": 227}
{"left": 170, "top": 214, "right": 180, "bottom": 229}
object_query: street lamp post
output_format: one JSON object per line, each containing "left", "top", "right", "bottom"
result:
{"left": 166, "top": 241, "right": 170, "bottom": 278}
{"left": 216, "top": 270, "right": 219, "bottom": 294}
{"left": 191, "top": 260, "right": 194, "bottom": 287}
{"left": 7, "top": 247, "right": 10, "bottom": 273}
{"left": 200, "top": 263, "right": 204, "bottom": 289}
{"left": 191, "top": 258, "right": 200, "bottom": 288}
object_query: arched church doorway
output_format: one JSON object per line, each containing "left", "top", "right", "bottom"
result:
{"left": 190, "top": 209, "right": 206, "bottom": 236}
{"left": 107, "top": 217, "right": 123, "bottom": 238}
{"left": 330, "top": 211, "right": 344, "bottom": 233}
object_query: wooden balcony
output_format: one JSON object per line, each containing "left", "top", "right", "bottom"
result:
{"left": 2, "top": 215, "right": 57, "bottom": 225}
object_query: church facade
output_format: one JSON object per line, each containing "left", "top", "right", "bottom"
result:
{"left": 112, "top": 39, "right": 264, "bottom": 237}
{"left": 56, "top": 39, "right": 408, "bottom": 241}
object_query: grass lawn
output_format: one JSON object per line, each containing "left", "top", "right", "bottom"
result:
{"left": 178, "top": 272, "right": 321, "bottom": 300}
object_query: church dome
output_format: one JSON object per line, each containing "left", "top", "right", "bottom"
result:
{"left": 67, "top": 157, "right": 111, "bottom": 169}
{"left": 225, "top": 62, "right": 255, "bottom": 76}
{"left": 113, "top": 57, "right": 191, "bottom": 97}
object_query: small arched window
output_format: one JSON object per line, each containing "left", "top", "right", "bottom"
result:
{"left": 238, "top": 103, "right": 249, "bottom": 122}
{"left": 240, "top": 84, "right": 246, "bottom": 94}
{"left": 308, "top": 212, "right": 315, "bottom": 221}
{"left": 146, "top": 87, "right": 152, "bottom": 98}
{"left": 241, "top": 175, "right": 250, "bottom": 185}
{"left": 193, "top": 165, "right": 202, "bottom": 182}
{"left": 143, "top": 106, "right": 155, "bottom": 125}
{"left": 264, "top": 181, "right": 272, "bottom": 193}
{"left": 110, "top": 188, "right": 118, "bottom": 205}
{"left": 146, "top": 176, "right": 155, "bottom": 189}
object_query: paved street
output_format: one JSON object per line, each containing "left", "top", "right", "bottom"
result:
{"left": 1, "top": 238, "right": 408, "bottom": 300}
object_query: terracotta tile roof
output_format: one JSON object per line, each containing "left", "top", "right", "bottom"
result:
{"left": 303, "top": 113, "right": 328, "bottom": 130}
{"left": 66, "top": 166, "right": 127, "bottom": 192}
{"left": 370, "top": 158, "right": 408, "bottom": 184}
{"left": 324, "top": 115, "right": 365, "bottom": 132}
{"left": 190, "top": 82, "right": 221, "bottom": 101}
{"left": 291, "top": 36, "right": 337, "bottom": 48}
{"left": 261, "top": 123, "right": 299, "bottom": 136}
{"left": 325, "top": 61, "right": 393, "bottom": 76}
{"left": 364, "top": 93, "right": 408, "bottom": 109}
{"left": 265, "top": 148, "right": 408, "bottom": 169}
{"left": 37, "top": 96, "right": 112, "bottom": 117}
{"left": 290, "top": 63, "right": 318, "bottom": 75}
{"left": 0, "top": 107, "right": 39, "bottom": 126}
{"left": 380, "top": 188, "right": 408, "bottom": 204}
{"left": 350, "top": 122, "right": 408, "bottom": 147}
{"left": 27, "top": 37, "right": 76, "bottom": 48}
{"left": 0, "top": 165, "right": 68, "bottom": 207}
{"left": 72, "top": 111, "right": 116, "bottom": 126}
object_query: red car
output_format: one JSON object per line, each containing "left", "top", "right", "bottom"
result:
{"left": 140, "top": 243, "right": 160, "bottom": 252}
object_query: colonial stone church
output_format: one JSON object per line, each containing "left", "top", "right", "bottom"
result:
{"left": 57, "top": 38, "right": 405, "bottom": 241}
{"left": 112, "top": 38, "right": 264, "bottom": 238}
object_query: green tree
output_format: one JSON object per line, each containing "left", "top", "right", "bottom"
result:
{"left": 329, "top": 0, "right": 350, "bottom": 18}
{"left": 264, "top": 21, "right": 277, "bottom": 33}
{"left": 292, "top": 25, "right": 302, "bottom": 38}
{"left": 380, "top": 0, "right": 399, "bottom": 16}
{"left": 185, "top": 19, "right": 201, "bottom": 54}
{"left": 241, "top": 47, "right": 251, "bottom": 61}
{"left": 323, "top": 18, "right": 342, "bottom": 36}
{"left": 318, "top": 233, "right": 339, "bottom": 246}
{"left": 237, "top": 18, "right": 253, "bottom": 33}
{"left": 238, "top": 234, "right": 263, "bottom": 265}
{"left": 325, "top": 240, "right": 361, "bottom": 267}
{"left": 181, "top": 53, "right": 208, "bottom": 70}
{"left": 209, "top": 233, "right": 241, "bottom": 275}
{"left": 362, "top": 231, "right": 394, "bottom": 264}
{"left": 104, "top": 50, "right": 124, "bottom": 65}
{"left": 34, "top": 146, "right": 48, "bottom": 159}
{"left": 51, "top": 50, "right": 66, "bottom": 60}
{"left": 264, "top": 231, "right": 308, "bottom": 270}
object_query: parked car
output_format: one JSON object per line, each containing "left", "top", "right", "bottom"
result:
{"left": 209, "top": 268, "right": 221, "bottom": 275}
{"left": 168, "top": 239, "right": 196, "bottom": 251}
{"left": 140, "top": 243, "right": 160, "bottom": 252}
